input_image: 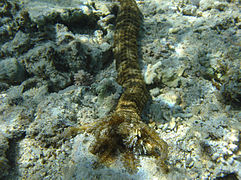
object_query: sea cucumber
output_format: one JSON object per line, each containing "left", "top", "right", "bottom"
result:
{"left": 86, "top": 0, "right": 168, "bottom": 173}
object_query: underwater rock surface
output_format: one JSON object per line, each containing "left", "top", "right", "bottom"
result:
{"left": 0, "top": 0, "right": 240, "bottom": 179}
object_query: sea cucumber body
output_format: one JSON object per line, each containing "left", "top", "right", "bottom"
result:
{"left": 86, "top": 0, "right": 168, "bottom": 173}
{"left": 114, "top": 0, "right": 149, "bottom": 116}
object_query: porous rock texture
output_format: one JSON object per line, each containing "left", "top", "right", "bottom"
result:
{"left": 0, "top": 0, "right": 240, "bottom": 179}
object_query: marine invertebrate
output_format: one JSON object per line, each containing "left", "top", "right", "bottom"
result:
{"left": 85, "top": 0, "right": 168, "bottom": 173}
{"left": 74, "top": 70, "right": 93, "bottom": 86}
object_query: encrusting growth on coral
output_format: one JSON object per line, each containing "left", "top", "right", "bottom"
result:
{"left": 84, "top": 0, "right": 168, "bottom": 173}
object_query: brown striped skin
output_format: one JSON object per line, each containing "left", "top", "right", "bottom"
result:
{"left": 87, "top": 0, "right": 168, "bottom": 173}
{"left": 114, "top": 0, "right": 148, "bottom": 120}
